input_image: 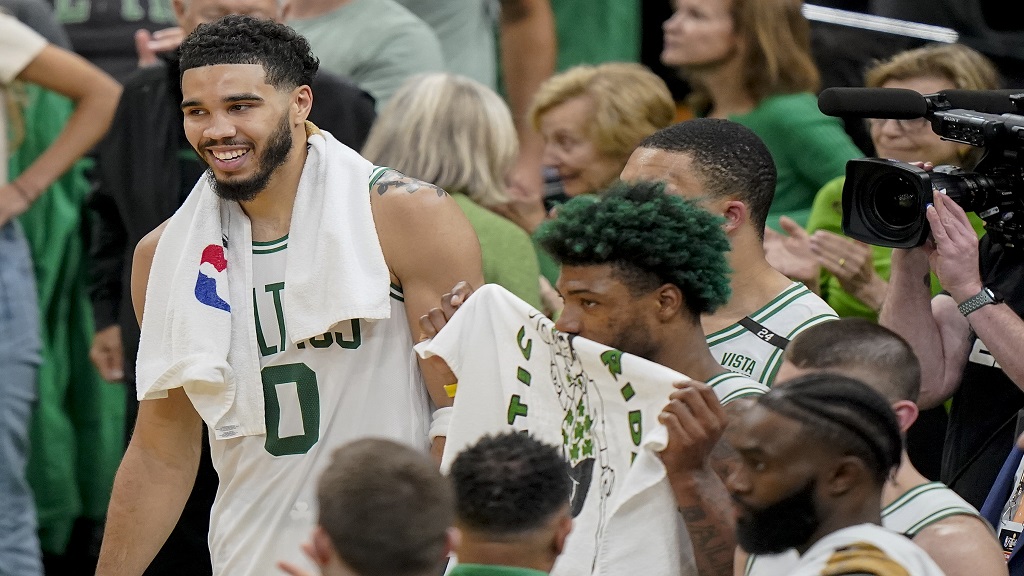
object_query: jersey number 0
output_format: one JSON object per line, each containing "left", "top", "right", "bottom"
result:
{"left": 261, "top": 362, "right": 320, "bottom": 456}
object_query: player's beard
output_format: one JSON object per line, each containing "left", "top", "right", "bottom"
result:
{"left": 607, "top": 314, "right": 658, "bottom": 363}
{"left": 205, "top": 112, "right": 293, "bottom": 202}
{"left": 735, "top": 479, "right": 821, "bottom": 555}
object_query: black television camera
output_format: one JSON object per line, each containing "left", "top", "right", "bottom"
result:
{"left": 818, "top": 87, "right": 1024, "bottom": 249}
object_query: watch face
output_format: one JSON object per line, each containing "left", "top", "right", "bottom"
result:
{"left": 986, "top": 287, "right": 1002, "bottom": 303}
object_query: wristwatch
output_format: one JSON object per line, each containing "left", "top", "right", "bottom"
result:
{"left": 957, "top": 286, "right": 1002, "bottom": 316}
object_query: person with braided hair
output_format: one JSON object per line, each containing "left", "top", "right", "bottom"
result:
{"left": 740, "top": 318, "right": 1006, "bottom": 576}
{"left": 725, "top": 373, "right": 944, "bottom": 575}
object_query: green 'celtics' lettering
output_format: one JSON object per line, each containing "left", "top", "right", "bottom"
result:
{"left": 308, "top": 332, "right": 333, "bottom": 349}
{"left": 263, "top": 362, "right": 320, "bottom": 456}
{"left": 266, "top": 282, "right": 287, "bottom": 353}
{"left": 507, "top": 394, "right": 528, "bottom": 425}
{"left": 600, "top": 349, "right": 623, "bottom": 379}
{"left": 620, "top": 383, "right": 636, "bottom": 401}
{"left": 254, "top": 283, "right": 288, "bottom": 356}
{"left": 297, "top": 320, "right": 361, "bottom": 350}
{"left": 628, "top": 410, "right": 642, "bottom": 447}
{"left": 517, "top": 367, "right": 532, "bottom": 386}
{"left": 254, "top": 289, "right": 277, "bottom": 357}
{"left": 334, "top": 319, "right": 361, "bottom": 349}
{"left": 517, "top": 326, "right": 532, "bottom": 360}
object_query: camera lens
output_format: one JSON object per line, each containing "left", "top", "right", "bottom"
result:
{"left": 870, "top": 173, "right": 921, "bottom": 229}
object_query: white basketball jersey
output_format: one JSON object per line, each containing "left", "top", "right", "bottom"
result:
{"left": 706, "top": 282, "right": 837, "bottom": 386}
{"left": 206, "top": 235, "right": 430, "bottom": 575}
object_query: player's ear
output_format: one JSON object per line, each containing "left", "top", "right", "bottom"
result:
{"left": 890, "top": 400, "right": 918, "bottom": 435}
{"left": 721, "top": 199, "right": 747, "bottom": 235}
{"left": 292, "top": 84, "right": 313, "bottom": 124}
{"left": 824, "top": 455, "right": 869, "bottom": 496}
{"left": 656, "top": 283, "right": 683, "bottom": 320}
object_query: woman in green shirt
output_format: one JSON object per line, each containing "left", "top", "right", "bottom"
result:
{"left": 362, "top": 72, "right": 543, "bottom": 310}
{"left": 661, "top": 0, "right": 863, "bottom": 231}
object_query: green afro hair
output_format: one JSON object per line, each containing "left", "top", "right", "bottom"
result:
{"left": 536, "top": 180, "right": 732, "bottom": 315}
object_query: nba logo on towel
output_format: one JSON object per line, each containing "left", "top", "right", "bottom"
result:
{"left": 196, "top": 244, "right": 230, "bottom": 312}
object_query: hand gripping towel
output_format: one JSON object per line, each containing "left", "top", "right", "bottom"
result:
{"left": 415, "top": 284, "right": 768, "bottom": 576}
{"left": 136, "top": 124, "right": 391, "bottom": 439}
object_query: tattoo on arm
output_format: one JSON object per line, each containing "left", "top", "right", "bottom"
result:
{"left": 376, "top": 170, "right": 446, "bottom": 198}
{"left": 923, "top": 273, "right": 931, "bottom": 289}
{"left": 679, "top": 504, "right": 736, "bottom": 576}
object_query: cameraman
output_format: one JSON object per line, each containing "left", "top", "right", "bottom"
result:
{"left": 881, "top": 188, "right": 1024, "bottom": 508}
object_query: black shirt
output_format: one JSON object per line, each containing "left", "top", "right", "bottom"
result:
{"left": 943, "top": 234, "right": 1024, "bottom": 508}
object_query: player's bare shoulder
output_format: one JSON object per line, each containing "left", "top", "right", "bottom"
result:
{"left": 368, "top": 168, "right": 467, "bottom": 244}
{"left": 913, "top": 514, "right": 1007, "bottom": 575}
{"left": 367, "top": 168, "right": 481, "bottom": 286}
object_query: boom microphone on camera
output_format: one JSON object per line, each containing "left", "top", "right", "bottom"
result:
{"left": 818, "top": 87, "right": 1024, "bottom": 119}
{"left": 818, "top": 87, "right": 927, "bottom": 118}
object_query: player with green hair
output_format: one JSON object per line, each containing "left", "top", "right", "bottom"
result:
{"left": 536, "top": 178, "right": 733, "bottom": 327}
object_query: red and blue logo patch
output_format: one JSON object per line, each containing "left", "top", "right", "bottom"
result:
{"left": 195, "top": 244, "right": 230, "bottom": 312}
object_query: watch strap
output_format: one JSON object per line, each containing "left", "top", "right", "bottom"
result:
{"left": 958, "top": 287, "right": 998, "bottom": 316}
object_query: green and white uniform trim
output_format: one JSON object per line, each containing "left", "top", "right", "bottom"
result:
{"left": 707, "top": 371, "right": 769, "bottom": 405}
{"left": 706, "top": 282, "right": 838, "bottom": 386}
{"left": 882, "top": 481, "right": 983, "bottom": 537}
{"left": 369, "top": 165, "right": 391, "bottom": 188}
{"left": 390, "top": 283, "right": 404, "bottom": 302}
{"left": 252, "top": 235, "right": 288, "bottom": 255}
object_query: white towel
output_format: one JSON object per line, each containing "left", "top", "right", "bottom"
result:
{"left": 136, "top": 125, "right": 391, "bottom": 439}
{"left": 594, "top": 426, "right": 697, "bottom": 576}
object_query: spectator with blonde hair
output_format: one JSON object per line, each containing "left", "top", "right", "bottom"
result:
{"left": 662, "top": 0, "right": 863, "bottom": 231}
{"left": 520, "top": 62, "right": 674, "bottom": 231}
{"left": 362, "top": 72, "right": 542, "bottom": 309}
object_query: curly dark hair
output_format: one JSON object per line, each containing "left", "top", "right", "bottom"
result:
{"left": 179, "top": 15, "right": 319, "bottom": 90}
{"left": 450, "top": 432, "right": 571, "bottom": 536}
{"left": 536, "top": 179, "right": 732, "bottom": 316}
{"left": 638, "top": 118, "right": 776, "bottom": 238}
